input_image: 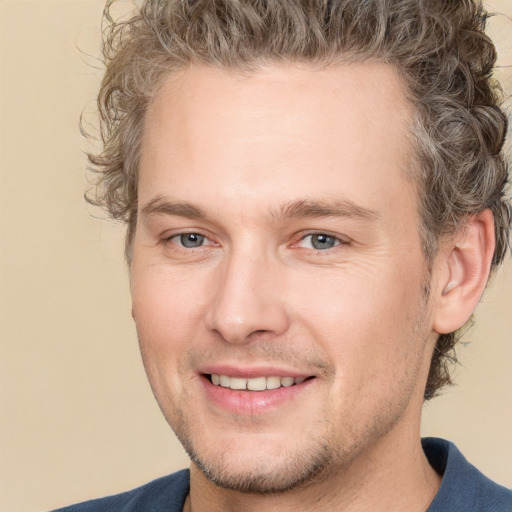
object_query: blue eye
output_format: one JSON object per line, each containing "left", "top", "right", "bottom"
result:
{"left": 177, "top": 233, "right": 206, "bottom": 248}
{"left": 300, "top": 233, "right": 340, "bottom": 250}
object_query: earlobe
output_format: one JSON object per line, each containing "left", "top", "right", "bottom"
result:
{"left": 433, "top": 210, "right": 495, "bottom": 335}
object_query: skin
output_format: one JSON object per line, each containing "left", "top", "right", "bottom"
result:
{"left": 131, "top": 62, "right": 445, "bottom": 511}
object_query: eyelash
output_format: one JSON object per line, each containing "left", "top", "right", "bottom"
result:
{"left": 164, "top": 232, "right": 215, "bottom": 250}
{"left": 293, "top": 232, "right": 348, "bottom": 254}
{"left": 162, "top": 231, "right": 347, "bottom": 255}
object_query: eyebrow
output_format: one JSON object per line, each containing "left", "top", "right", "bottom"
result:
{"left": 140, "top": 196, "right": 379, "bottom": 222}
{"left": 141, "top": 196, "right": 207, "bottom": 220}
{"left": 272, "top": 199, "right": 379, "bottom": 222}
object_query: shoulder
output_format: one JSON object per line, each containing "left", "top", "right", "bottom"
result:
{"left": 423, "top": 438, "right": 512, "bottom": 512}
{"left": 51, "top": 469, "right": 190, "bottom": 512}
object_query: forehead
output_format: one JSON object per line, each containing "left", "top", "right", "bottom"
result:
{"left": 139, "top": 62, "right": 415, "bottom": 219}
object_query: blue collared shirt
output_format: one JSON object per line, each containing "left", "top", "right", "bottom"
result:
{"left": 53, "top": 438, "right": 512, "bottom": 511}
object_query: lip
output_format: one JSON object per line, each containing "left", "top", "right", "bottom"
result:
{"left": 199, "top": 365, "right": 315, "bottom": 415}
{"left": 199, "top": 364, "right": 311, "bottom": 379}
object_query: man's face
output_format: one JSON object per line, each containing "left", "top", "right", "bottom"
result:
{"left": 131, "top": 63, "right": 438, "bottom": 492}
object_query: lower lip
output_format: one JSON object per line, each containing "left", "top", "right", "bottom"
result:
{"left": 201, "top": 376, "right": 314, "bottom": 415}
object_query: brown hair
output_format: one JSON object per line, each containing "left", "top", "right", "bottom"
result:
{"left": 88, "top": 0, "right": 511, "bottom": 400}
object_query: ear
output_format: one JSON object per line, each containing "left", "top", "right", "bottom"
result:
{"left": 432, "top": 209, "right": 495, "bottom": 335}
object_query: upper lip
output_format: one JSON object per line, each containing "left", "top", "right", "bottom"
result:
{"left": 199, "top": 364, "right": 313, "bottom": 379}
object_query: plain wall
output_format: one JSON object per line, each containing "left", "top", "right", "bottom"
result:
{"left": 0, "top": 1, "right": 510, "bottom": 511}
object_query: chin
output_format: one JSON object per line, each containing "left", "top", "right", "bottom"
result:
{"left": 172, "top": 414, "right": 339, "bottom": 494}
{"left": 189, "top": 441, "right": 337, "bottom": 494}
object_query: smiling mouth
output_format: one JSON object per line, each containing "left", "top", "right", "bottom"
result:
{"left": 207, "top": 374, "right": 311, "bottom": 391}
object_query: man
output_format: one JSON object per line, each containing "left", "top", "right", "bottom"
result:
{"left": 55, "top": 0, "right": 511, "bottom": 510}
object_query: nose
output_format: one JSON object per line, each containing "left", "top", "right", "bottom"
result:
{"left": 204, "top": 249, "right": 290, "bottom": 344}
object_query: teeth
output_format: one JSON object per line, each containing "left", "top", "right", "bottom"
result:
{"left": 266, "top": 376, "right": 281, "bottom": 390}
{"left": 229, "top": 377, "right": 247, "bottom": 390}
{"left": 281, "top": 376, "right": 294, "bottom": 387}
{"left": 247, "top": 376, "right": 266, "bottom": 391}
{"left": 210, "top": 374, "right": 307, "bottom": 391}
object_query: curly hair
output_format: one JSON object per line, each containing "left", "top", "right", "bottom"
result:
{"left": 88, "top": 0, "right": 511, "bottom": 400}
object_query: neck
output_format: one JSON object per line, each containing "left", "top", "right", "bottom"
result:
{"left": 186, "top": 422, "right": 441, "bottom": 512}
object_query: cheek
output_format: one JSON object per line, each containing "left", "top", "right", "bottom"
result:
{"left": 132, "top": 262, "right": 208, "bottom": 328}
{"left": 129, "top": 264, "right": 214, "bottom": 419}
{"left": 129, "top": 261, "right": 213, "bottom": 387}
{"left": 290, "top": 259, "right": 427, "bottom": 375}
{"left": 293, "top": 268, "right": 430, "bottom": 433}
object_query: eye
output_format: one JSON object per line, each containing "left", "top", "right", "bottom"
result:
{"left": 298, "top": 233, "right": 341, "bottom": 250}
{"left": 171, "top": 233, "right": 207, "bottom": 248}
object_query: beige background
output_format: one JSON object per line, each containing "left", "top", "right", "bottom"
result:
{"left": 0, "top": 1, "right": 510, "bottom": 511}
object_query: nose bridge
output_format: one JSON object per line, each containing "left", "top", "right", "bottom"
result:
{"left": 205, "top": 242, "right": 289, "bottom": 343}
